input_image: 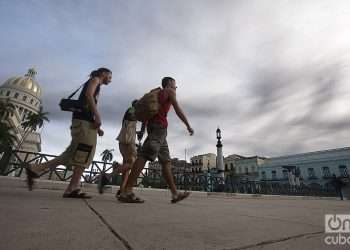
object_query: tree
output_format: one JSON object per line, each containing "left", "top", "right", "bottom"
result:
{"left": 100, "top": 149, "right": 114, "bottom": 163}
{"left": 0, "top": 122, "right": 17, "bottom": 175}
{"left": 0, "top": 122, "right": 16, "bottom": 150}
{"left": 18, "top": 106, "right": 49, "bottom": 150}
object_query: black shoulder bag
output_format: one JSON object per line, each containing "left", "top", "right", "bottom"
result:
{"left": 59, "top": 84, "right": 85, "bottom": 112}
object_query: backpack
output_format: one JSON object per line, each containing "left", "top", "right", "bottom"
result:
{"left": 135, "top": 87, "right": 161, "bottom": 122}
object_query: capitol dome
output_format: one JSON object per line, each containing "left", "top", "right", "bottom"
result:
{"left": 2, "top": 68, "right": 41, "bottom": 98}
{"left": 0, "top": 68, "right": 43, "bottom": 118}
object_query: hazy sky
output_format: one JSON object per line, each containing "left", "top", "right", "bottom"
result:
{"left": 1, "top": 0, "right": 350, "bottom": 163}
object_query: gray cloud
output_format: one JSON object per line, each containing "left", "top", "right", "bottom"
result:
{"left": 2, "top": 1, "right": 350, "bottom": 161}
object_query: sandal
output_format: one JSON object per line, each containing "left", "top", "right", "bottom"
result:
{"left": 118, "top": 192, "right": 144, "bottom": 203}
{"left": 171, "top": 191, "right": 190, "bottom": 204}
{"left": 63, "top": 189, "right": 92, "bottom": 199}
{"left": 25, "top": 166, "right": 40, "bottom": 191}
{"left": 115, "top": 189, "right": 121, "bottom": 198}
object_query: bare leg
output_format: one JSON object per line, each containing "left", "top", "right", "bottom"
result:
{"left": 161, "top": 161, "right": 190, "bottom": 203}
{"left": 161, "top": 161, "right": 177, "bottom": 196}
{"left": 119, "top": 155, "right": 136, "bottom": 193}
{"left": 120, "top": 170, "right": 130, "bottom": 193}
{"left": 30, "top": 157, "right": 64, "bottom": 174}
{"left": 123, "top": 157, "right": 147, "bottom": 193}
{"left": 64, "top": 166, "right": 84, "bottom": 194}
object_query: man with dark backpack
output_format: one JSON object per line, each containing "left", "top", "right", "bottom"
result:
{"left": 118, "top": 77, "right": 194, "bottom": 203}
{"left": 25, "top": 68, "right": 112, "bottom": 198}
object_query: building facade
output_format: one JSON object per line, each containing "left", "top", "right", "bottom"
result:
{"left": 190, "top": 153, "right": 217, "bottom": 172}
{"left": 258, "top": 147, "right": 350, "bottom": 187}
{"left": 0, "top": 69, "right": 43, "bottom": 175}
{"left": 0, "top": 68, "right": 42, "bottom": 152}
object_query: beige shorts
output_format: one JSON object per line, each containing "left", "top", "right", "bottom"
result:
{"left": 119, "top": 143, "right": 137, "bottom": 164}
{"left": 56, "top": 119, "right": 97, "bottom": 169}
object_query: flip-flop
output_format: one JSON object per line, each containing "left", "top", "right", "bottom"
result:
{"left": 115, "top": 189, "right": 121, "bottom": 198}
{"left": 171, "top": 192, "right": 190, "bottom": 204}
{"left": 63, "top": 189, "right": 92, "bottom": 199}
{"left": 118, "top": 193, "right": 144, "bottom": 203}
{"left": 25, "top": 166, "right": 40, "bottom": 191}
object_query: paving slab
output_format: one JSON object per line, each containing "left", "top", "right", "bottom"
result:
{"left": 0, "top": 177, "right": 349, "bottom": 250}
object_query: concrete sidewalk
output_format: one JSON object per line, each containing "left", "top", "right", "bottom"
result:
{"left": 0, "top": 177, "right": 349, "bottom": 250}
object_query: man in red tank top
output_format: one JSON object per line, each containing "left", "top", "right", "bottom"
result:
{"left": 119, "top": 77, "right": 194, "bottom": 203}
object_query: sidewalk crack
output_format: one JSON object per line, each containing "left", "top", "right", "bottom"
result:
{"left": 223, "top": 231, "right": 324, "bottom": 250}
{"left": 83, "top": 199, "right": 133, "bottom": 250}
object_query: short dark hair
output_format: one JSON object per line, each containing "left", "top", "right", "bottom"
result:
{"left": 90, "top": 68, "right": 112, "bottom": 78}
{"left": 161, "top": 77, "right": 175, "bottom": 88}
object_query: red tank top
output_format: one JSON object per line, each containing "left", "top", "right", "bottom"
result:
{"left": 151, "top": 89, "right": 171, "bottom": 128}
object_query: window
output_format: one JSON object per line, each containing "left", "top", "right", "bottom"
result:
{"left": 22, "top": 95, "right": 27, "bottom": 101}
{"left": 225, "top": 164, "right": 228, "bottom": 171}
{"left": 230, "top": 163, "right": 234, "bottom": 170}
{"left": 261, "top": 171, "right": 266, "bottom": 180}
{"left": 0, "top": 90, "right": 3, "bottom": 95}
{"left": 283, "top": 170, "right": 288, "bottom": 179}
{"left": 245, "top": 167, "right": 249, "bottom": 174}
{"left": 322, "top": 167, "right": 331, "bottom": 178}
{"left": 14, "top": 93, "right": 19, "bottom": 98}
{"left": 30, "top": 99, "right": 34, "bottom": 104}
{"left": 271, "top": 170, "right": 277, "bottom": 180}
{"left": 307, "top": 168, "right": 316, "bottom": 179}
{"left": 6, "top": 91, "right": 10, "bottom": 96}
{"left": 339, "top": 165, "right": 349, "bottom": 178}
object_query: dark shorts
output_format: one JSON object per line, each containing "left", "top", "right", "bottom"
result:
{"left": 138, "top": 122, "right": 171, "bottom": 164}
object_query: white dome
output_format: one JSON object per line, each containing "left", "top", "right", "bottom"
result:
{"left": 2, "top": 68, "right": 42, "bottom": 98}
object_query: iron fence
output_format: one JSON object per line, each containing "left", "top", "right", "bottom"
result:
{"left": 0, "top": 149, "right": 339, "bottom": 197}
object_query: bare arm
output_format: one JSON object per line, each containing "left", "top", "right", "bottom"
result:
{"left": 168, "top": 89, "right": 194, "bottom": 135}
{"left": 85, "top": 77, "right": 101, "bottom": 128}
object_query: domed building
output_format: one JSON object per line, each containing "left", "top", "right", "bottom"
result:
{"left": 0, "top": 68, "right": 42, "bottom": 153}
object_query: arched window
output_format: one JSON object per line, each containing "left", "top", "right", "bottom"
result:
{"left": 14, "top": 93, "right": 19, "bottom": 98}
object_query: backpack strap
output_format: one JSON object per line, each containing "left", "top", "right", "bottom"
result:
{"left": 67, "top": 84, "right": 85, "bottom": 99}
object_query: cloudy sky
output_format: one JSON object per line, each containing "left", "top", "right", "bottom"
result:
{"left": 1, "top": 0, "right": 350, "bottom": 163}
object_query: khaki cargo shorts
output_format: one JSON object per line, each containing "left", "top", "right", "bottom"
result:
{"left": 138, "top": 122, "right": 171, "bottom": 164}
{"left": 119, "top": 142, "right": 137, "bottom": 164}
{"left": 56, "top": 119, "right": 97, "bottom": 169}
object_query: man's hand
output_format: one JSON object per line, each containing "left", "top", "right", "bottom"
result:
{"left": 187, "top": 126, "right": 194, "bottom": 136}
{"left": 94, "top": 113, "right": 102, "bottom": 129}
{"left": 98, "top": 128, "right": 104, "bottom": 136}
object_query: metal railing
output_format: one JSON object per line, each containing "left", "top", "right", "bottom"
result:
{"left": 0, "top": 150, "right": 339, "bottom": 197}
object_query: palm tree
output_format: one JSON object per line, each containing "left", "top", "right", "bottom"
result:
{"left": 0, "top": 122, "right": 16, "bottom": 150}
{"left": 18, "top": 106, "right": 49, "bottom": 150}
{"left": 0, "top": 122, "right": 17, "bottom": 175}
{"left": 100, "top": 149, "right": 114, "bottom": 172}
{"left": 0, "top": 98, "right": 15, "bottom": 120}
{"left": 22, "top": 106, "right": 49, "bottom": 132}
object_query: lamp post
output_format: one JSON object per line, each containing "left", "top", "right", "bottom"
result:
{"left": 216, "top": 127, "right": 225, "bottom": 183}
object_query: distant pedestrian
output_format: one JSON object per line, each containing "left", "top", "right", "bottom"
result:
{"left": 26, "top": 68, "right": 112, "bottom": 198}
{"left": 331, "top": 174, "right": 345, "bottom": 200}
{"left": 118, "top": 77, "right": 194, "bottom": 203}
